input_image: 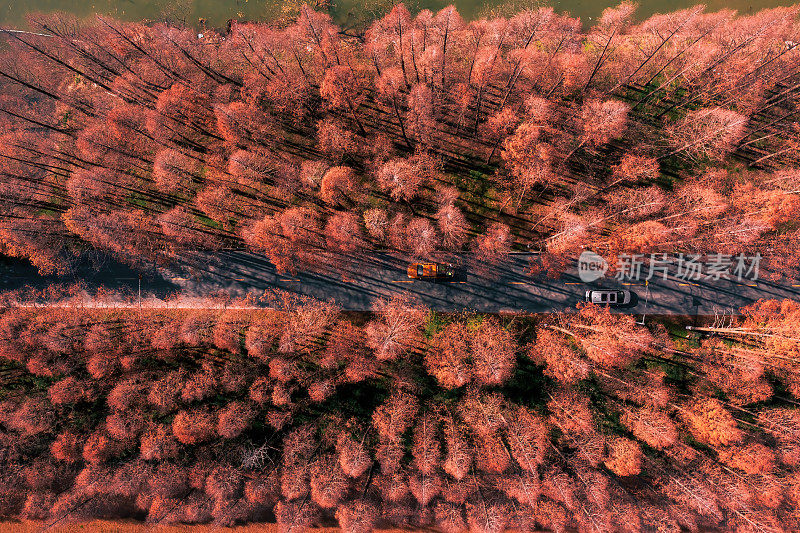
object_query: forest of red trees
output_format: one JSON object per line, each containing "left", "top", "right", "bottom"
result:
{"left": 0, "top": 3, "right": 798, "bottom": 277}
{"left": 1, "top": 3, "right": 800, "bottom": 530}
{"left": 0, "top": 293, "right": 799, "bottom": 530}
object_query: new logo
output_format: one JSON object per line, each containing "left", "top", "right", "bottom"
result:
{"left": 578, "top": 251, "right": 608, "bottom": 282}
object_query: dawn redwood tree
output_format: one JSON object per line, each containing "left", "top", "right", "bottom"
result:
{"left": 669, "top": 107, "right": 747, "bottom": 161}
{"left": 375, "top": 67, "right": 414, "bottom": 149}
{"left": 310, "top": 455, "right": 350, "bottom": 509}
{"left": 580, "top": 99, "right": 630, "bottom": 147}
{"left": 365, "top": 294, "right": 427, "bottom": 361}
{"left": 363, "top": 208, "right": 389, "bottom": 242}
{"left": 405, "top": 83, "right": 437, "bottom": 145}
{"left": 277, "top": 293, "right": 340, "bottom": 354}
{"left": 442, "top": 416, "right": 472, "bottom": 480}
{"left": 217, "top": 401, "right": 254, "bottom": 439}
{"left": 612, "top": 154, "right": 660, "bottom": 184}
{"left": 470, "top": 319, "right": 516, "bottom": 386}
{"left": 372, "top": 390, "right": 419, "bottom": 442}
{"left": 474, "top": 222, "right": 512, "bottom": 266}
{"left": 228, "top": 148, "right": 274, "bottom": 189}
{"left": 604, "top": 437, "right": 642, "bottom": 477}
{"left": 682, "top": 398, "right": 743, "bottom": 447}
{"left": 317, "top": 118, "right": 361, "bottom": 159}
{"left": 319, "top": 166, "right": 357, "bottom": 206}
{"left": 320, "top": 65, "right": 368, "bottom": 135}
{"left": 405, "top": 217, "right": 439, "bottom": 257}
{"left": 529, "top": 328, "right": 590, "bottom": 384}
{"left": 51, "top": 431, "right": 83, "bottom": 463}
{"left": 436, "top": 201, "right": 469, "bottom": 249}
{"left": 411, "top": 413, "right": 441, "bottom": 475}
{"left": 620, "top": 406, "right": 678, "bottom": 450}
{"left": 571, "top": 304, "right": 655, "bottom": 369}
{"left": 172, "top": 408, "right": 217, "bottom": 445}
{"left": 425, "top": 321, "right": 472, "bottom": 389}
{"left": 502, "top": 126, "right": 557, "bottom": 205}
{"left": 153, "top": 148, "right": 200, "bottom": 193}
{"left": 335, "top": 499, "right": 380, "bottom": 532}
{"left": 325, "top": 212, "right": 365, "bottom": 255}
{"left": 322, "top": 319, "right": 365, "bottom": 368}
{"left": 336, "top": 433, "right": 371, "bottom": 478}
{"left": 140, "top": 424, "right": 180, "bottom": 461}
{"left": 376, "top": 158, "right": 424, "bottom": 201}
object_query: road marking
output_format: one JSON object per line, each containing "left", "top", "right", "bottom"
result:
{"left": 235, "top": 278, "right": 246, "bottom": 281}
{"left": 456, "top": 281, "right": 467, "bottom": 284}
{"left": 392, "top": 280, "right": 413, "bottom": 283}
{"left": 678, "top": 283, "right": 700, "bottom": 286}
{"left": 564, "top": 282, "right": 582, "bottom": 285}
{"left": 510, "top": 282, "right": 526, "bottom": 285}
{"left": 280, "top": 279, "right": 300, "bottom": 282}
{"left": 621, "top": 283, "right": 639, "bottom": 286}
{"left": 746, "top": 283, "right": 758, "bottom": 287}
{"left": 793, "top": 284, "right": 800, "bottom": 287}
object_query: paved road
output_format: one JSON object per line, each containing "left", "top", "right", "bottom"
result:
{"left": 160, "top": 251, "right": 800, "bottom": 315}
{"left": 2, "top": 251, "right": 798, "bottom": 314}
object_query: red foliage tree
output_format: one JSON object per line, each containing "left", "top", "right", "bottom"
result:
{"left": 336, "top": 433, "right": 371, "bottom": 478}
{"left": 612, "top": 154, "right": 660, "bottom": 184}
{"left": 181, "top": 363, "right": 219, "bottom": 403}
{"left": 140, "top": 424, "right": 180, "bottom": 461}
{"left": 148, "top": 369, "right": 185, "bottom": 413}
{"left": 83, "top": 431, "right": 119, "bottom": 464}
{"left": 48, "top": 377, "right": 96, "bottom": 405}
{"left": 425, "top": 322, "right": 473, "bottom": 389}
{"left": 365, "top": 294, "right": 427, "bottom": 361}
{"left": 172, "top": 409, "right": 217, "bottom": 445}
{"left": 409, "top": 473, "right": 442, "bottom": 506}
{"left": 244, "top": 311, "right": 283, "bottom": 361}
{"left": 682, "top": 398, "right": 743, "bottom": 447}
{"left": 153, "top": 149, "right": 200, "bottom": 193}
{"left": 581, "top": 99, "right": 629, "bottom": 146}
{"left": 411, "top": 413, "right": 441, "bottom": 475}
{"left": 604, "top": 437, "right": 642, "bottom": 476}
{"left": 405, "top": 217, "right": 439, "bottom": 257}
{"left": 442, "top": 418, "right": 472, "bottom": 481}
{"left": 325, "top": 212, "right": 365, "bottom": 255}
{"left": 217, "top": 401, "right": 255, "bottom": 439}
{"left": 670, "top": 107, "right": 747, "bottom": 160}
{"left": 470, "top": 318, "right": 516, "bottom": 386}
{"left": 317, "top": 118, "right": 361, "bottom": 158}
{"left": 51, "top": 431, "right": 83, "bottom": 463}
{"left": 8, "top": 398, "right": 54, "bottom": 436}
{"left": 530, "top": 329, "right": 590, "bottom": 384}
{"left": 376, "top": 158, "right": 424, "bottom": 201}
{"left": 505, "top": 406, "right": 547, "bottom": 475}
{"left": 474, "top": 222, "right": 511, "bottom": 266}
{"left": 502, "top": 123, "right": 555, "bottom": 201}
{"left": 105, "top": 409, "right": 146, "bottom": 441}
{"left": 436, "top": 202, "right": 469, "bottom": 249}
{"left": 363, "top": 209, "right": 389, "bottom": 242}
{"left": 620, "top": 406, "right": 677, "bottom": 450}
{"left": 310, "top": 455, "right": 350, "bottom": 508}
{"left": 335, "top": 499, "right": 380, "bottom": 533}
{"left": 320, "top": 166, "right": 357, "bottom": 206}
{"left": 372, "top": 391, "right": 419, "bottom": 442}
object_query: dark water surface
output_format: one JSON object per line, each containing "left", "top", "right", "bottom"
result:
{"left": 0, "top": 0, "right": 796, "bottom": 31}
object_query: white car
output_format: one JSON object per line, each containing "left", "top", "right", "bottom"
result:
{"left": 584, "top": 289, "right": 633, "bottom": 306}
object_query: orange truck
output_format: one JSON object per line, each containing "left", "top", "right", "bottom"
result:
{"left": 407, "top": 262, "right": 455, "bottom": 280}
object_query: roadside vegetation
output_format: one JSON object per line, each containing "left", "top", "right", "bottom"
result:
{"left": 0, "top": 3, "right": 798, "bottom": 278}
{"left": 0, "top": 293, "right": 799, "bottom": 530}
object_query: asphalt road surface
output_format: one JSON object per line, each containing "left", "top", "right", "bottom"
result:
{"left": 2, "top": 251, "right": 798, "bottom": 314}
